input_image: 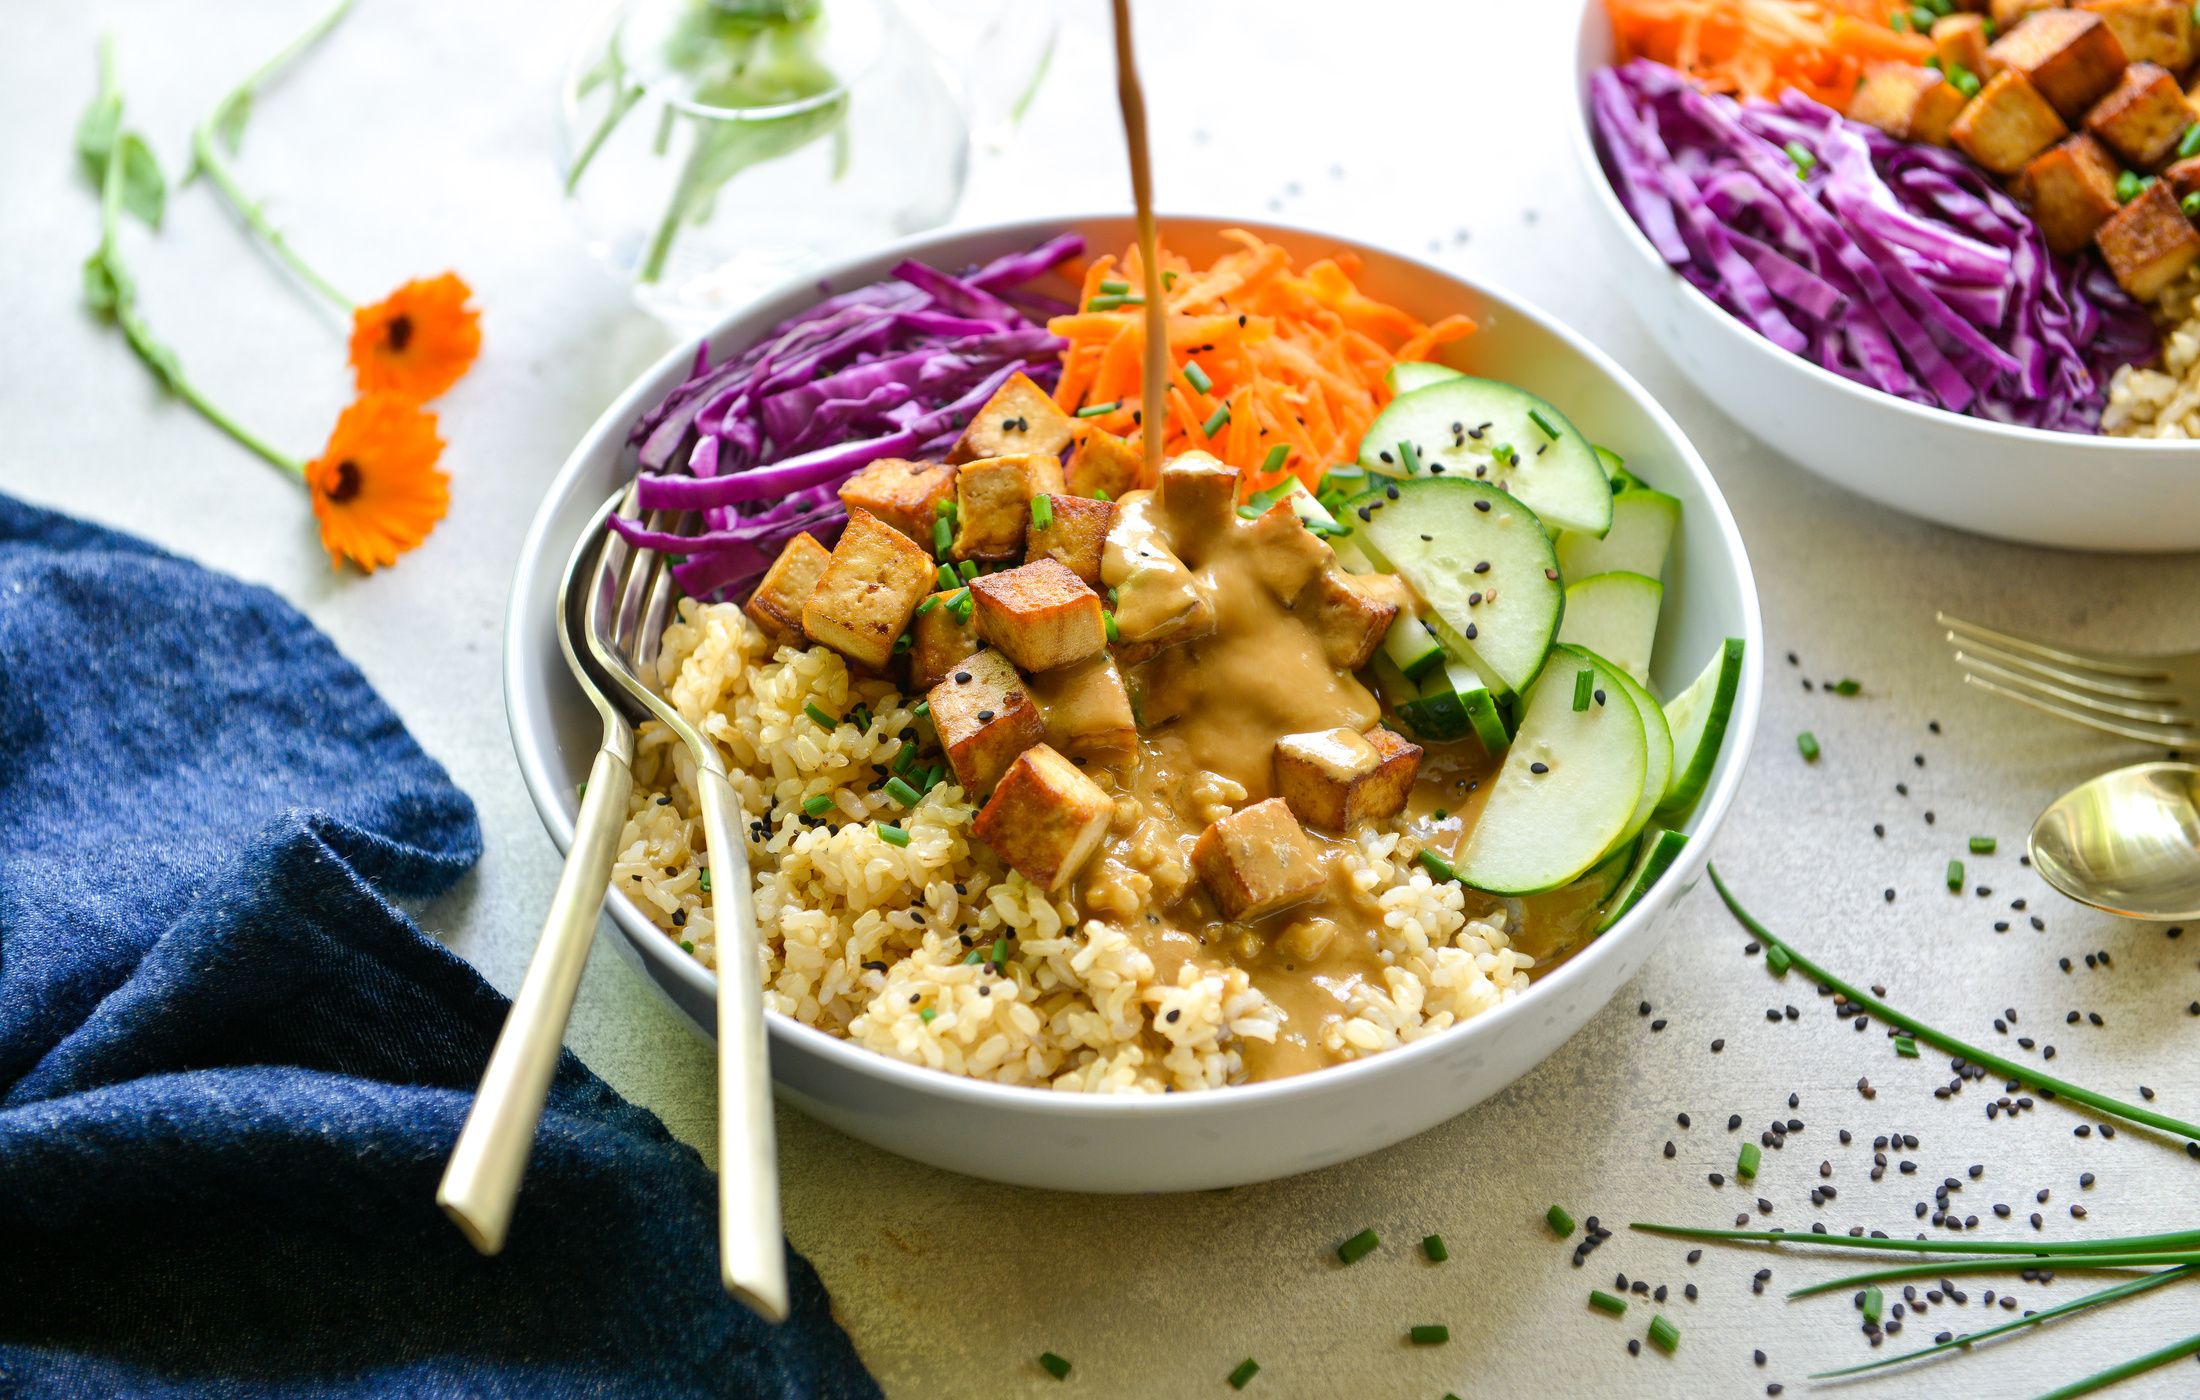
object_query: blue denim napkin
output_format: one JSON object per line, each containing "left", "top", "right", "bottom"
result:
{"left": 0, "top": 496, "right": 876, "bottom": 1399}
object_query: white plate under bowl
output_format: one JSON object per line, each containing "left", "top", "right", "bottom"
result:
{"left": 505, "top": 213, "right": 1764, "bottom": 1192}
{"left": 1571, "top": 1, "right": 2200, "bottom": 552}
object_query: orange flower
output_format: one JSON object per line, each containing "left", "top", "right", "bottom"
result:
{"left": 305, "top": 393, "right": 449, "bottom": 573}
{"left": 349, "top": 272, "right": 480, "bottom": 401}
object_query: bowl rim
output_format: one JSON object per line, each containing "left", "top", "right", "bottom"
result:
{"left": 503, "top": 210, "right": 1765, "bottom": 1117}
{"left": 1567, "top": 0, "right": 2191, "bottom": 457}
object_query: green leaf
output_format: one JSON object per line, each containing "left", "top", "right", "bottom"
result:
{"left": 81, "top": 252, "right": 120, "bottom": 315}
{"left": 118, "top": 133, "right": 164, "bottom": 229}
{"left": 76, "top": 92, "right": 121, "bottom": 184}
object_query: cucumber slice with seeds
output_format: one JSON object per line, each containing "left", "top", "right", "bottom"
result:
{"left": 1358, "top": 378, "right": 1614, "bottom": 537}
{"left": 1573, "top": 649, "right": 1673, "bottom": 855}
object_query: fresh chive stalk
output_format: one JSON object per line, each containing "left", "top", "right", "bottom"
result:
{"left": 1969, "top": 835, "right": 1996, "bottom": 854}
{"left": 1572, "top": 668, "right": 1593, "bottom": 711}
{"left": 935, "top": 563, "right": 958, "bottom": 592}
{"left": 958, "top": 559, "right": 978, "bottom": 582}
{"left": 1039, "top": 1352, "right": 1071, "bottom": 1380}
{"left": 1423, "top": 1234, "right": 1448, "bottom": 1262}
{"left": 802, "top": 702, "right": 837, "bottom": 729}
{"left": 802, "top": 794, "right": 834, "bottom": 818}
{"left": 2116, "top": 169, "right": 2146, "bottom": 204}
{"left": 2033, "top": 1327, "right": 2200, "bottom": 1400}
{"left": 1737, "top": 1142, "right": 1761, "bottom": 1180}
{"left": 1415, "top": 849, "right": 1457, "bottom": 884}
{"left": 1633, "top": 1221, "right": 2200, "bottom": 1259}
{"left": 876, "top": 822, "right": 909, "bottom": 848}
{"left": 1227, "top": 1358, "right": 1259, "bottom": 1390}
{"left": 1408, "top": 1325, "right": 1449, "bottom": 1346}
{"left": 1861, "top": 1283, "right": 1883, "bottom": 1325}
{"left": 912, "top": 699, "right": 930, "bottom": 719}
{"left": 1796, "top": 731, "right": 1820, "bottom": 761}
{"left": 1103, "top": 611, "right": 1119, "bottom": 642}
{"left": 1589, "top": 1289, "right": 1628, "bottom": 1316}
{"left": 1031, "top": 494, "right": 1054, "bottom": 530}
{"left": 1097, "top": 278, "right": 1130, "bottom": 294}
{"left": 1397, "top": 440, "right": 1422, "bottom": 475}
{"left": 1337, "top": 1228, "right": 1380, "bottom": 1265}
{"left": 1766, "top": 945, "right": 1792, "bottom": 976}
{"left": 884, "top": 776, "right": 921, "bottom": 807}
{"left": 1075, "top": 400, "right": 1120, "bottom": 419}
{"left": 1202, "top": 403, "right": 1231, "bottom": 438}
{"left": 1894, "top": 1035, "right": 1920, "bottom": 1058}
{"left": 1528, "top": 408, "right": 1559, "bottom": 441}
{"left": 1547, "top": 1205, "right": 1576, "bottom": 1238}
{"left": 1810, "top": 1266, "right": 2197, "bottom": 1379}
{"left": 1261, "top": 443, "right": 1289, "bottom": 475}
{"left": 1646, "top": 1315, "right": 1679, "bottom": 1354}
{"left": 1184, "top": 360, "right": 1214, "bottom": 394}
{"left": 915, "top": 595, "right": 939, "bottom": 617}
{"left": 698, "top": 867, "right": 711, "bottom": 892}
{"left": 933, "top": 516, "right": 953, "bottom": 556}
{"left": 1833, "top": 678, "right": 1861, "bottom": 695}
{"left": 1785, "top": 140, "right": 1817, "bottom": 177}
{"left": 1795, "top": 1250, "right": 2200, "bottom": 1299}
{"left": 2182, "top": 122, "right": 2200, "bottom": 161}
{"left": 1946, "top": 859, "right": 1964, "bottom": 891}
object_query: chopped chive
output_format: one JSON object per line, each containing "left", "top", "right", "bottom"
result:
{"left": 1091, "top": 487, "right": 1111, "bottom": 502}
{"left": 1103, "top": 610, "right": 1119, "bottom": 642}
{"left": 1408, "top": 1325, "right": 1449, "bottom": 1346}
{"left": 576, "top": 781, "right": 587, "bottom": 799}
{"left": 936, "top": 563, "right": 958, "bottom": 592}
{"left": 848, "top": 704, "right": 871, "bottom": 732}
{"left": 1236, "top": 504, "right": 1262, "bottom": 520}
{"left": 1589, "top": 1289, "right": 1628, "bottom": 1316}
{"left": 1163, "top": 269, "right": 1178, "bottom": 288}
{"left": 1796, "top": 731, "right": 1820, "bottom": 762}
{"left": 1260, "top": 443, "right": 1289, "bottom": 475}
{"left": 891, "top": 632, "right": 912, "bottom": 655}
{"left": 1336, "top": 1228, "right": 1380, "bottom": 1265}
{"left": 1422, "top": 1234, "right": 1448, "bottom": 1262}
{"left": 1833, "top": 677, "right": 1861, "bottom": 695}
{"left": 1528, "top": 408, "right": 1559, "bottom": 441}
{"left": 2185, "top": 191, "right": 2200, "bottom": 221}
{"left": 1969, "top": 835, "right": 1996, "bottom": 855}
{"left": 1075, "top": 400, "right": 1120, "bottom": 419}
{"left": 698, "top": 867, "right": 711, "bottom": 892}
{"left": 1227, "top": 1358, "right": 1259, "bottom": 1390}
{"left": 1397, "top": 440, "right": 1422, "bottom": 475}
{"left": 2117, "top": 169, "right": 2146, "bottom": 204}
{"left": 1493, "top": 441, "right": 1515, "bottom": 466}
{"left": 2183, "top": 123, "right": 2200, "bottom": 161}
{"left": 1766, "top": 944, "right": 1792, "bottom": 977}
{"left": 1031, "top": 494, "right": 1054, "bottom": 530}
{"left": 912, "top": 699, "right": 930, "bottom": 719}
{"left": 1038, "top": 1352, "right": 1070, "bottom": 1380}
{"left": 1737, "top": 1141, "right": 1761, "bottom": 1180}
{"left": 958, "top": 559, "right": 978, "bottom": 581}
{"left": 1572, "top": 668, "right": 1593, "bottom": 711}
{"left": 1546, "top": 1205, "right": 1575, "bottom": 1238}
{"left": 933, "top": 516, "right": 952, "bottom": 556}
{"left": 1097, "top": 278, "right": 1129, "bottom": 294}
{"left": 1415, "top": 849, "right": 1457, "bottom": 883}
{"left": 1862, "top": 1283, "right": 1883, "bottom": 1325}
{"left": 990, "top": 936, "right": 1009, "bottom": 968}
{"left": 1202, "top": 403, "right": 1231, "bottom": 438}
{"left": 1946, "top": 859, "right": 1964, "bottom": 892}
{"left": 893, "top": 743, "right": 918, "bottom": 775}
{"left": 1948, "top": 63, "right": 1980, "bottom": 98}
{"left": 1895, "top": 1035, "right": 1919, "bottom": 1058}
{"left": 884, "top": 776, "right": 922, "bottom": 808}
{"left": 803, "top": 702, "right": 837, "bottom": 729}
{"left": 680, "top": 939, "right": 695, "bottom": 954}
{"left": 1106, "top": 587, "right": 1119, "bottom": 606}
{"left": 876, "top": 822, "right": 910, "bottom": 847}
{"left": 1305, "top": 519, "right": 1350, "bottom": 538}
{"left": 1184, "top": 360, "right": 1214, "bottom": 394}
{"left": 1088, "top": 294, "right": 1145, "bottom": 310}
{"left": 802, "top": 794, "right": 834, "bottom": 818}
{"left": 918, "top": 1005, "right": 935, "bottom": 1022}
{"left": 1646, "top": 1315, "right": 1679, "bottom": 1354}
{"left": 961, "top": 948, "right": 983, "bottom": 966}
{"left": 1785, "top": 140, "right": 1817, "bottom": 177}
{"left": 935, "top": 497, "right": 955, "bottom": 518}
{"left": 952, "top": 594, "right": 975, "bottom": 625}
{"left": 915, "top": 595, "right": 939, "bottom": 616}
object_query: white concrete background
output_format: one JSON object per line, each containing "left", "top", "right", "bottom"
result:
{"left": 7, "top": 2, "right": 2200, "bottom": 1396}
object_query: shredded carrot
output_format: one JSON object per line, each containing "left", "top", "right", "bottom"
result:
{"left": 1608, "top": 0, "right": 1930, "bottom": 106}
{"left": 1048, "top": 233, "right": 1476, "bottom": 494}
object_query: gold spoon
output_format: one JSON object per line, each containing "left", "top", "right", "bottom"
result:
{"left": 2029, "top": 762, "right": 2200, "bottom": 922}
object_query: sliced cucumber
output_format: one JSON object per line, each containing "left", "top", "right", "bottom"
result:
{"left": 1555, "top": 572, "right": 1663, "bottom": 687}
{"left": 1347, "top": 477, "right": 1563, "bottom": 703}
{"left": 1567, "top": 648, "right": 1673, "bottom": 856}
{"left": 1393, "top": 658, "right": 1505, "bottom": 753}
{"left": 1456, "top": 646, "right": 1647, "bottom": 896}
{"left": 1385, "top": 361, "right": 1465, "bottom": 396}
{"left": 1282, "top": 479, "right": 1445, "bottom": 681}
{"left": 1595, "top": 827, "right": 1688, "bottom": 933}
{"left": 1358, "top": 378, "right": 1614, "bottom": 537}
{"left": 1657, "top": 637, "right": 1747, "bottom": 823}
{"left": 1575, "top": 834, "right": 1638, "bottom": 905}
{"left": 1557, "top": 489, "right": 1680, "bottom": 583}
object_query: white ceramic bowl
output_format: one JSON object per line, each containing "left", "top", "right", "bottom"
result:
{"left": 1571, "top": 2, "right": 2200, "bottom": 553}
{"left": 505, "top": 214, "right": 1764, "bottom": 1192}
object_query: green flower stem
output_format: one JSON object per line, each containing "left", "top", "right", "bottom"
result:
{"left": 2034, "top": 1327, "right": 2200, "bottom": 1400}
{"left": 1812, "top": 1266, "right": 2198, "bottom": 1380}
{"left": 189, "top": 0, "right": 357, "bottom": 312}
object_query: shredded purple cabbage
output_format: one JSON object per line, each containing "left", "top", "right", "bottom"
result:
{"left": 618, "top": 234, "right": 1083, "bottom": 599}
{"left": 1592, "top": 60, "right": 2155, "bottom": 434}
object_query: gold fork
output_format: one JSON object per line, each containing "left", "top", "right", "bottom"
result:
{"left": 1938, "top": 611, "right": 2200, "bottom": 749}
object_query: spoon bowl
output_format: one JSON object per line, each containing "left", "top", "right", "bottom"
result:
{"left": 2030, "top": 763, "right": 2200, "bottom": 922}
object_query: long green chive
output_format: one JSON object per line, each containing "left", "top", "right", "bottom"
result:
{"left": 1397, "top": 440, "right": 1422, "bottom": 475}
{"left": 1547, "top": 1205, "right": 1575, "bottom": 1238}
{"left": 958, "top": 559, "right": 978, "bottom": 582}
{"left": 1202, "top": 403, "right": 1231, "bottom": 438}
{"left": 1031, "top": 494, "right": 1054, "bottom": 530}
{"left": 2035, "top": 1327, "right": 2200, "bottom": 1400}
{"left": 1709, "top": 863, "right": 2200, "bottom": 1145}
{"left": 1736, "top": 1142, "right": 1761, "bottom": 1180}
{"left": 1260, "top": 443, "right": 1289, "bottom": 475}
{"left": 1227, "top": 1358, "right": 1259, "bottom": 1390}
{"left": 2117, "top": 169, "right": 2146, "bottom": 204}
{"left": 1336, "top": 1228, "right": 1380, "bottom": 1265}
{"left": 1038, "top": 1352, "right": 1071, "bottom": 1380}
{"left": 915, "top": 594, "right": 939, "bottom": 617}
{"left": 1833, "top": 677, "right": 1861, "bottom": 695}
{"left": 1766, "top": 944, "right": 1792, "bottom": 976}
{"left": 1636, "top": 1220, "right": 2200, "bottom": 1259}
{"left": 1572, "top": 668, "right": 1593, "bottom": 711}
{"left": 1528, "top": 408, "right": 1560, "bottom": 441}
{"left": 1646, "top": 1315, "right": 1679, "bottom": 1354}
{"left": 1813, "top": 1266, "right": 2197, "bottom": 1379}
{"left": 1861, "top": 1284, "right": 1883, "bottom": 1325}
{"left": 884, "top": 776, "right": 922, "bottom": 808}
{"left": 1423, "top": 1234, "right": 1448, "bottom": 1262}
{"left": 1097, "top": 278, "right": 1129, "bottom": 294}
{"left": 933, "top": 516, "right": 952, "bottom": 556}
{"left": 1796, "top": 731, "right": 1820, "bottom": 761}
{"left": 1075, "top": 400, "right": 1120, "bottom": 419}
{"left": 1946, "top": 859, "right": 1964, "bottom": 891}
{"left": 1415, "top": 849, "right": 1457, "bottom": 883}
{"left": 1184, "top": 360, "right": 1214, "bottom": 394}
{"left": 1894, "top": 1035, "right": 1919, "bottom": 1057}
{"left": 2183, "top": 123, "right": 2200, "bottom": 161}
{"left": 1796, "top": 1251, "right": 2200, "bottom": 1299}
{"left": 1408, "top": 1325, "right": 1449, "bottom": 1346}
{"left": 802, "top": 794, "right": 834, "bottom": 818}
{"left": 876, "top": 822, "right": 909, "bottom": 847}
{"left": 802, "top": 702, "right": 837, "bottom": 729}
{"left": 1785, "top": 140, "right": 1817, "bottom": 177}
{"left": 935, "top": 563, "right": 958, "bottom": 592}
{"left": 1103, "top": 611, "right": 1119, "bottom": 642}
{"left": 1589, "top": 1289, "right": 1628, "bottom": 1316}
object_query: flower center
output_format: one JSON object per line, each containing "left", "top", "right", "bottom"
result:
{"left": 387, "top": 314, "right": 413, "bottom": 353}
{"left": 329, "top": 459, "right": 363, "bottom": 503}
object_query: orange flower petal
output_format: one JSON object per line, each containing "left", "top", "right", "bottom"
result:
{"left": 305, "top": 393, "right": 450, "bottom": 573}
{"left": 349, "top": 272, "right": 481, "bottom": 402}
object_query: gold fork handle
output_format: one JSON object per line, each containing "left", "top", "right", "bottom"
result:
{"left": 697, "top": 767, "right": 788, "bottom": 1322}
{"left": 438, "top": 741, "right": 634, "bottom": 1255}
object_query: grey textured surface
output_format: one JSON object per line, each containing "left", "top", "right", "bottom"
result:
{"left": 6, "top": 2, "right": 2199, "bottom": 1395}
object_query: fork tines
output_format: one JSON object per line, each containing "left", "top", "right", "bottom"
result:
{"left": 1937, "top": 612, "right": 2198, "bottom": 748}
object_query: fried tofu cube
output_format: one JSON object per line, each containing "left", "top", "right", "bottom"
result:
{"left": 1103, "top": 496, "right": 1217, "bottom": 666}
{"left": 1272, "top": 726, "right": 1423, "bottom": 832}
{"left": 946, "top": 371, "right": 1075, "bottom": 466}
{"left": 837, "top": 457, "right": 957, "bottom": 545}
{"left": 970, "top": 558, "right": 1106, "bottom": 673}
{"left": 800, "top": 510, "right": 934, "bottom": 671}
{"left": 1065, "top": 425, "right": 1145, "bottom": 499}
{"left": 1990, "top": 10, "right": 2131, "bottom": 122}
{"left": 1952, "top": 70, "right": 2072, "bottom": 174}
{"left": 2078, "top": 0, "right": 2196, "bottom": 72}
{"left": 973, "top": 744, "right": 1115, "bottom": 892}
{"left": 2164, "top": 154, "right": 2200, "bottom": 199}
{"left": 1026, "top": 493, "right": 1115, "bottom": 584}
{"left": 926, "top": 646, "right": 1044, "bottom": 796}
{"left": 1302, "top": 569, "right": 1407, "bottom": 672}
{"left": 1153, "top": 453, "right": 1242, "bottom": 537}
{"left": 1934, "top": 14, "right": 2002, "bottom": 83}
{"left": 1027, "top": 653, "right": 1137, "bottom": 757}
{"left": 1241, "top": 501, "right": 1335, "bottom": 603}
{"left": 2096, "top": 177, "right": 2200, "bottom": 298}
{"left": 744, "top": 531, "right": 831, "bottom": 646}
{"left": 2087, "top": 63, "right": 2195, "bottom": 169}
{"left": 908, "top": 589, "right": 982, "bottom": 692}
{"left": 2024, "top": 134, "right": 2127, "bottom": 254}
{"left": 952, "top": 453, "right": 1066, "bottom": 561}
{"left": 1850, "top": 65, "right": 1968, "bottom": 146}
{"left": 1192, "top": 798, "right": 1326, "bottom": 922}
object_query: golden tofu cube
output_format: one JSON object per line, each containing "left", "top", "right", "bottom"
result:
{"left": 908, "top": 589, "right": 982, "bottom": 692}
{"left": 1027, "top": 653, "right": 1137, "bottom": 757}
{"left": 1990, "top": 10, "right": 2132, "bottom": 122}
{"left": 952, "top": 453, "right": 1066, "bottom": 561}
{"left": 744, "top": 531, "right": 830, "bottom": 646}
{"left": 2164, "top": 154, "right": 2200, "bottom": 199}
{"left": 1272, "top": 726, "right": 1424, "bottom": 832}
{"left": 1933, "top": 14, "right": 2002, "bottom": 83}
{"left": 1153, "top": 452, "right": 1241, "bottom": 537}
{"left": 1952, "top": 70, "right": 2072, "bottom": 175}
{"left": 947, "top": 371, "right": 1075, "bottom": 466}
{"left": 1026, "top": 493, "right": 1116, "bottom": 584}
{"left": 2024, "top": 134, "right": 2127, "bottom": 254}
{"left": 1992, "top": 0, "right": 2064, "bottom": 26}
{"left": 1103, "top": 497, "right": 1217, "bottom": 666}
{"left": 970, "top": 557, "right": 1107, "bottom": 673}
{"left": 1240, "top": 501, "right": 1335, "bottom": 603}
{"left": 973, "top": 743, "right": 1115, "bottom": 892}
{"left": 1065, "top": 425, "right": 1146, "bottom": 499}
{"left": 1303, "top": 569, "right": 1407, "bottom": 672}
{"left": 800, "top": 510, "right": 935, "bottom": 671}
{"left": 836, "top": 457, "right": 957, "bottom": 545}
{"left": 1191, "top": 798, "right": 1326, "bottom": 922}
{"left": 926, "top": 646, "right": 1044, "bottom": 796}
{"left": 2079, "top": 0, "right": 2196, "bottom": 71}
{"left": 2087, "top": 63, "right": 2194, "bottom": 169}
{"left": 2096, "top": 177, "right": 2200, "bottom": 299}
{"left": 1850, "top": 65, "right": 1967, "bottom": 146}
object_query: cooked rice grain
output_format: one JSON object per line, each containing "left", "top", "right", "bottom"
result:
{"left": 2103, "top": 266, "right": 2200, "bottom": 439}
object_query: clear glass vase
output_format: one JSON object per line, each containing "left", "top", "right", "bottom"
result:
{"left": 558, "top": 0, "right": 969, "bottom": 330}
